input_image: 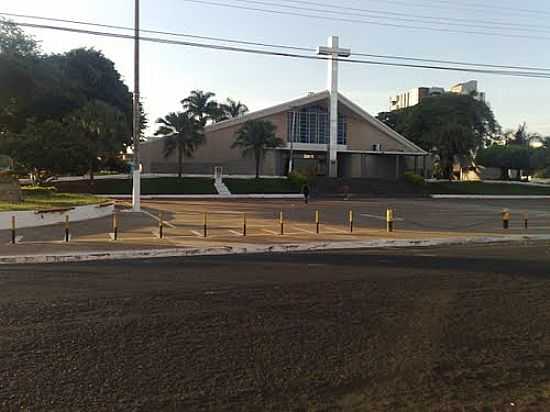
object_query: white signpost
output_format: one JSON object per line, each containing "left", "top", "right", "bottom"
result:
{"left": 317, "top": 36, "right": 351, "bottom": 178}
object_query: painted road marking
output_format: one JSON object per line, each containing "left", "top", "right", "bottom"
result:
{"left": 229, "top": 230, "right": 243, "bottom": 236}
{"left": 360, "top": 213, "right": 405, "bottom": 222}
{"left": 262, "top": 229, "right": 280, "bottom": 235}
{"left": 143, "top": 209, "right": 177, "bottom": 228}
{"left": 191, "top": 230, "right": 204, "bottom": 237}
{"left": 291, "top": 226, "right": 317, "bottom": 234}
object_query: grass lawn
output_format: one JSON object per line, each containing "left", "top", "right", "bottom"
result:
{"left": 0, "top": 192, "right": 104, "bottom": 212}
{"left": 428, "top": 181, "right": 550, "bottom": 195}
{"left": 224, "top": 178, "right": 300, "bottom": 194}
{"left": 54, "top": 177, "right": 217, "bottom": 195}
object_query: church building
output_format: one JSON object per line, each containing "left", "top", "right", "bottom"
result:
{"left": 140, "top": 90, "right": 430, "bottom": 179}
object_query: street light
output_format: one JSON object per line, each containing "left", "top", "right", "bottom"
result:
{"left": 132, "top": 0, "right": 141, "bottom": 212}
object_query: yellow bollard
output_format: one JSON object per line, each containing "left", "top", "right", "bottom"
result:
{"left": 203, "top": 212, "right": 208, "bottom": 238}
{"left": 65, "top": 215, "right": 70, "bottom": 242}
{"left": 280, "top": 210, "right": 284, "bottom": 235}
{"left": 11, "top": 216, "right": 16, "bottom": 245}
{"left": 243, "top": 214, "right": 247, "bottom": 237}
{"left": 315, "top": 210, "right": 320, "bottom": 234}
{"left": 113, "top": 213, "right": 119, "bottom": 241}
{"left": 502, "top": 209, "right": 511, "bottom": 230}
{"left": 386, "top": 208, "right": 394, "bottom": 233}
{"left": 349, "top": 210, "right": 354, "bottom": 233}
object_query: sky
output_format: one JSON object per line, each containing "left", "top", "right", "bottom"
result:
{"left": 2, "top": 0, "right": 550, "bottom": 136}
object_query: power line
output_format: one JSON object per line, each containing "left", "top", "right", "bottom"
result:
{"left": 274, "top": 0, "right": 550, "bottom": 32}
{"left": 326, "top": 0, "right": 550, "bottom": 18}
{"left": 397, "top": 0, "right": 550, "bottom": 17}
{"left": 354, "top": 52, "right": 550, "bottom": 73}
{"left": 0, "top": 12, "right": 313, "bottom": 52}
{"left": 182, "top": 0, "right": 550, "bottom": 41}
{"left": 11, "top": 21, "right": 550, "bottom": 79}
{"left": 235, "top": 0, "right": 550, "bottom": 34}
{"left": 3, "top": 12, "right": 550, "bottom": 74}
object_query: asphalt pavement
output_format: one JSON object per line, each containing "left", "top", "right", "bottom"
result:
{"left": 1, "top": 242, "right": 550, "bottom": 411}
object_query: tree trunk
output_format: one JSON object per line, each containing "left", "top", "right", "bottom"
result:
{"left": 178, "top": 146, "right": 183, "bottom": 179}
{"left": 89, "top": 161, "right": 95, "bottom": 183}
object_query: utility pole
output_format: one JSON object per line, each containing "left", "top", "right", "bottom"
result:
{"left": 317, "top": 36, "right": 351, "bottom": 178}
{"left": 132, "top": 0, "right": 141, "bottom": 211}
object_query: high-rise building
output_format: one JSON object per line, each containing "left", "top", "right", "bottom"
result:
{"left": 389, "top": 80, "right": 485, "bottom": 111}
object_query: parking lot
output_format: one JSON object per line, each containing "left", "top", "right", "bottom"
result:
{"left": 2, "top": 198, "right": 550, "bottom": 251}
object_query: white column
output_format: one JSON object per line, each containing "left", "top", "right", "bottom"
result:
{"left": 328, "top": 35, "right": 339, "bottom": 178}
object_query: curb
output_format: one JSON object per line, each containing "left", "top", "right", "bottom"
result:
{"left": 431, "top": 195, "right": 550, "bottom": 200}
{"left": 99, "top": 194, "right": 304, "bottom": 200}
{"left": 1, "top": 234, "right": 549, "bottom": 265}
{"left": 0, "top": 203, "right": 114, "bottom": 230}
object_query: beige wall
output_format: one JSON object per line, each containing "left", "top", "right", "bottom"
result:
{"left": 141, "top": 112, "right": 288, "bottom": 175}
{"left": 346, "top": 114, "right": 406, "bottom": 152}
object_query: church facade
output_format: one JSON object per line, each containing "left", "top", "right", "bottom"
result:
{"left": 140, "top": 91, "right": 430, "bottom": 179}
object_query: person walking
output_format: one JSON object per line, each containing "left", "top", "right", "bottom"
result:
{"left": 302, "top": 183, "right": 311, "bottom": 204}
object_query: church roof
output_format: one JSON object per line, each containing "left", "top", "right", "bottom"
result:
{"left": 206, "top": 90, "right": 427, "bottom": 155}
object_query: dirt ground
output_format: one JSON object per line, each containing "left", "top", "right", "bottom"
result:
{"left": 1, "top": 243, "right": 550, "bottom": 411}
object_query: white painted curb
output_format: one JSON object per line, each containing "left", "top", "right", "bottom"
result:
{"left": 99, "top": 194, "right": 303, "bottom": 200}
{"left": 431, "top": 195, "right": 550, "bottom": 200}
{"left": 1, "top": 234, "right": 549, "bottom": 265}
{"left": 0, "top": 203, "right": 114, "bottom": 230}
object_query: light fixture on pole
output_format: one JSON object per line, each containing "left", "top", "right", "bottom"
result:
{"left": 132, "top": 0, "right": 141, "bottom": 212}
{"left": 317, "top": 36, "right": 351, "bottom": 178}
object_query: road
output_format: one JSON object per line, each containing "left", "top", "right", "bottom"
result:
{"left": 1, "top": 243, "right": 550, "bottom": 411}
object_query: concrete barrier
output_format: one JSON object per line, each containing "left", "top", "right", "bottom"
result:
{"left": 0, "top": 203, "right": 114, "bottom": 230}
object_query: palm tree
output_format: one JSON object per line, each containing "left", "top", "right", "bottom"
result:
{"left": 506, "top": 123, "right": 543, "bottom": 147}
{"left": 155, "top": 111, "right": 205, "bottom": 178}
{"left": 181, "top": 90, "right": 219, "bottom": 126}
{"left": 218, "top": 98, "right": 249, "bottom": 121}
{"left": 232, "top": 120, "right": 282, "bottom": 179}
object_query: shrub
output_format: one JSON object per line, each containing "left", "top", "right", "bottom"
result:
{"left": 403, "top": 171, "right": 426, "bottom": 186}
{"left": 288, "top": 171, "right": 309, "bottom": 189}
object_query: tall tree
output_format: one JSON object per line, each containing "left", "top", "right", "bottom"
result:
{"left": 232, "top": 120, "right": 282, "bottom": 179}
{"left": 505, "top": 123, "right": 543, "bottom": 147}
{"left": 155, "top": 111, "right": 205, "bottom": 178}
{"left": 377, "top": 93, "right": 498, "bottom": 179}
{"left": 0, "top": 17, "right": 40, "bottom": 56}
{"left": 65, "top": 100, "right": 130, "bottom": 181}
{"left": 218, "top": 98, "right": 249, "bottom": 121}
{"left": 1, "top": 120, "right": 89, "bottom": 184}
{"left": 181, "top": 90, "right": 218, "bottom": 126}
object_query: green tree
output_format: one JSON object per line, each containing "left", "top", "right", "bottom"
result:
{"left": 504, "top": 123, "right": 543, "bottom": 147}
{"left": 477, "top": 144, "right": 536, "bottom": 180}
{"left": 377, "top": 93, "right": 498, "bottom": 179}
{"left": 0, "top": 17, "right": 40, "bottom": 56}
{"left": 65, "top": 100, "right": 130, "bottom": 181}
{"left": 1, "top": 120, "right": 89, "bottom": 184}
{"left": 155, "top": 111, "right": 205, "bottom": 178}
{"left": 232, "top": 120, "right": 282, "bottom": 179}
{"left": 181, "top": 90, "right": 219, "bottom": 126}
{"left": 218, "top": 98, "right": 249, "bottom": 121}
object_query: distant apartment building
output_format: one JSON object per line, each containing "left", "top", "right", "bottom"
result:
{"left": 389, "top": 80, "right": 485, "bottom": 111}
